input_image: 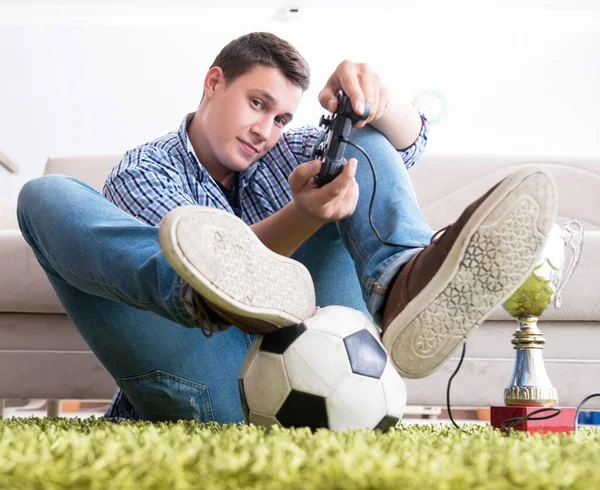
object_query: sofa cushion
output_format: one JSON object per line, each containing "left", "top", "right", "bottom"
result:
{"left": 487, "top": 231, "right": 600, "bottom": 321}
{"left": 0, "top": 313, "right": 116, "bottom": 399}
{"left": 43, "top": 154, "right": 121, "bottom": 193}
{"left": 414, "top": 157, "right": 600, "bottom": 232}
{"left": 0, "top": 230, "right": 64, "bottom": 313}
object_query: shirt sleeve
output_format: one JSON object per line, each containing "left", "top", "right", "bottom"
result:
{"left": 396, "top": 114, "right": 429, "bottom": 170}
{"left": 103, "top": 149, "right": 197, "bottom": 226}
{"left": 283, "top": 125, "right": 324, "bottom": 165}
{"left": 284, "top": 114, "right": 429, "bottom": 171}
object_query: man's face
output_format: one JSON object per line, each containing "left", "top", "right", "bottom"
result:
{"left": 204, "top": 65, "right": 303, "bottom": 172}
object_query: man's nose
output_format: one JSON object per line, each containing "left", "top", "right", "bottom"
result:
{"left": 250, "top": 116, "right": 272, "bottom": 141}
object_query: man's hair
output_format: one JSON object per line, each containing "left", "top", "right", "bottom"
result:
{"left": 210, "top": 32, "right": 310, "bottom": 91}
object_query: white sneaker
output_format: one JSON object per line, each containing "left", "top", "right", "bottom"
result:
{"left": 159, "top": 206, "right": 317, "bottom": 335}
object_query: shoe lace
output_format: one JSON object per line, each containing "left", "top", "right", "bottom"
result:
{"left": 430, "top": 225, "right": 450, "bottom": 244}
{"left": 180, "top": 282, "right": 215, "bottom": 338}
{"left": 387, "top": 224, "right": 451, "bottom": 307}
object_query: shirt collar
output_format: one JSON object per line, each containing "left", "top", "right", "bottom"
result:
{"left": 179, "top": 112, "right": 261, "bottom": 188}
{"left": 180, "top": 113, "right": 203, "bottom": 172}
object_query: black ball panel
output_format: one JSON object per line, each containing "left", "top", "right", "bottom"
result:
{"left": 375, "top": 414, "right": 400, "bottom": 432}
{"left": 344, "top": 329, "right": 387, "bottom": 379}
{"left": 277, "top": 390, "right": 328, "bottom": 430}
{"left": 260, "top": 323, "right": 307, "bottom": 354}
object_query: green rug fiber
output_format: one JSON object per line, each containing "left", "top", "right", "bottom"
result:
{"left": 1, "top": 418, "right": 600, "bottom": 489}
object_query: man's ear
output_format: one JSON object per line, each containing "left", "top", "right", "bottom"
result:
{"left": 203, "top": 67, "right": 225, "bottom": 100}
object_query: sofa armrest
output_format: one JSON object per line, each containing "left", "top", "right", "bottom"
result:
{"left": 0, "top": 151, "right": 19, "bottom": 174}
{"left": 0, "top": 230, "right": 64, "bottom": 313}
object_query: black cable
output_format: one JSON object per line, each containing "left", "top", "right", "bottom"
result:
{"left": 500, "top": 407, "right": 562, "bottom": 434}
{"left": 447, "top": 343, "right": 468, "bottom": 434}
{"left": 341, "top": 139, "right": 407, "bottom": 248}
{"left": 341, "top": 136, "right": 598, "bottom": 436}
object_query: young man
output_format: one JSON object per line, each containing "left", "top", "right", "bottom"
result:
{"left": 17, "top": 32, "right": 557, "bottom": 422}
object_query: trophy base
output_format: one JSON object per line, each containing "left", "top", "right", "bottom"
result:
{"left": 490, "top": 405, "right": 576, "bottom": 434}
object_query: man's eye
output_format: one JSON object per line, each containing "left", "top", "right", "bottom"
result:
{"left": 251, "top": 99, "right": 263, "bottom": 108}
{"left": 275, "top": 116, "right": 287, "bottom": 126}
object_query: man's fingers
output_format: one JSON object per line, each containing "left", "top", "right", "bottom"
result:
{"left": 359, "top": 70, "right": 374, "bottom": 118}
{"left": 318, "top": 85, "right": 338, "bottom": 113}
{"left": 321, "top": 159, "right": 357, "bottom": 198}
{"left": 341, "top": 74, "right": 365, "bottom": 116}
{"left": 289, "top": 160, "right": 322, "bottom": 188}
{"left": 344, "top": 178, "right": 360, "bottom": 213}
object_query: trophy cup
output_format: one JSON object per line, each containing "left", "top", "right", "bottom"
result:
{"left": 490, "top": 219, "right": 584, "bottom": 434}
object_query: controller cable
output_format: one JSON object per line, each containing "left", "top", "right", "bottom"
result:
{"left": 341, "top": 139, "right": 410, "bottom": 247}
{"left": 340, "top": 136, "right": 600, "bottom": 437}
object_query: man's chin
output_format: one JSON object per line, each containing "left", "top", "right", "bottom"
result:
{"left": 223, "top": 158, "right": 254, "bottom": 173}
{"left": 219, "top": 146, "right": 260, "bottom": 172}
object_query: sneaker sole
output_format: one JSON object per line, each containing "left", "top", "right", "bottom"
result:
{"left": 382, "top": 168, "right": 557, "bottom": 378}
{"left": 159, "top": 206, "right": 316, "bottom": 328}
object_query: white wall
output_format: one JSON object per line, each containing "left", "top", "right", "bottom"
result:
{"left": 1, "top": 3, "right": 599, "bottom": 203}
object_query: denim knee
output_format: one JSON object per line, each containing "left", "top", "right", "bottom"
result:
{"left": 348, "top": 125, "right": 390, "bottom": 148}
{"left": 17, "top": 175, "right": 72, "bottom": 231}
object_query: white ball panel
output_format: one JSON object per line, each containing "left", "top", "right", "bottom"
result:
{"left": 380, "top": 361, "right": 407, "bottom": 419}
{"left": 239, "top": 335, "right": 263, "bottom": 379}
{"left": 326, "top": 374, "right": 386, "bottom": 431}
{"left": 248, "top": 411, "right": 281, "bottom": 429}
{"left": 283, "top": 330, "right": 351, "bottom": 397}
{"left": 244, "top": 351, "right": 291, "bottom": 415}
{"left": 306, "top": 306, "right": 373, "bottom": 339}
{"left": 361, "top": 316, "right": 383, "bottom": 343}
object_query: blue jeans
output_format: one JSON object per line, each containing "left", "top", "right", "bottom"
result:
{"left": 17, "top": 126, "right": 433, "bottom": 423}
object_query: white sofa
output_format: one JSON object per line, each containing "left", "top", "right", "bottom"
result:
{"left": 1, "top": 154, "right": 599, "bottom": 415}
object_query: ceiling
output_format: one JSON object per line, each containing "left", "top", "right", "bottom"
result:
{"left": 0, "top": 0, "right": 599, "bottom": 9}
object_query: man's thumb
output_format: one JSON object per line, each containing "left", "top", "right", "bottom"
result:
{"left": 308, "top": 159, "right": 322, "bottom": 174}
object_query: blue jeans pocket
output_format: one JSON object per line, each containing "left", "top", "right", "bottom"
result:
{"left": 117, "top": 370, "right": 214, "bottom": 422}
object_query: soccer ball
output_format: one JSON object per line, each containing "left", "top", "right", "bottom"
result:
{"left": 238, "top": 305, "right": 406, "bottom": 432}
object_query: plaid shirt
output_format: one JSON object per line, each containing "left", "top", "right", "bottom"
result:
{"left": 102, "top": 111, "right": 429, "bottom": 420}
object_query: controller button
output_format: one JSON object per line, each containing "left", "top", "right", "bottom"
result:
{"left": 319, "top": 115, "right": 331, "bottom": 128}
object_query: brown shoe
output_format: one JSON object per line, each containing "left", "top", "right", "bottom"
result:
{"left": 159, "top": 206, "right": 316, "bottom": 335}
{"left": 381, "top": 167, "right": 557, "bottom": 378}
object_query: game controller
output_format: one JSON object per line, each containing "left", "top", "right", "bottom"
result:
{"left": 311, "top": 90, "right": 371, "bottom": 187}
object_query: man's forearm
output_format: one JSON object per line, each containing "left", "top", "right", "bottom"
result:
{"left": 250, "top": 200, "right": 325, "bottom": 257}
{"left": 368, "top": 98, "right": 423, "bottom": 150}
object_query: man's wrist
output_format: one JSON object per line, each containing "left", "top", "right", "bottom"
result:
{"left": 368, "top": 99, "right": 423, "bottom": 150}
{"left": 287, "top": 199, "right": 327, "bottom": 231}
{"left": 250, "top": 200, "right": 325, "bottom": 257}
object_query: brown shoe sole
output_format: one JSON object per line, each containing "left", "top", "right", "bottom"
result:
{"left": 382, "top": 168, "right": 557, "bottom": 378}
{"left": 159, "top": 206, "right": 316, "bottom": 330}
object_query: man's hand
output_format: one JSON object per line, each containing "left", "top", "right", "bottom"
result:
{"left": 288, "top": 158, "right": 359, "bottom": 223}
{"left": 319, "top": 60, "right": 390, "bottom": 129}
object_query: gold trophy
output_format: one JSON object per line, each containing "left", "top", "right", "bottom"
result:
{"left": 491, "top": 219, "right": 584, "bottom": 433}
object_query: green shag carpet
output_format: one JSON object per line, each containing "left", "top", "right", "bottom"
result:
{"left": 1, "top": 418, "right": 600, "bottom": 489}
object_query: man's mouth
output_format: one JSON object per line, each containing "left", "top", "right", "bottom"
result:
{"left": 238, "top": 139, "right": 259, "bottom": 155}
